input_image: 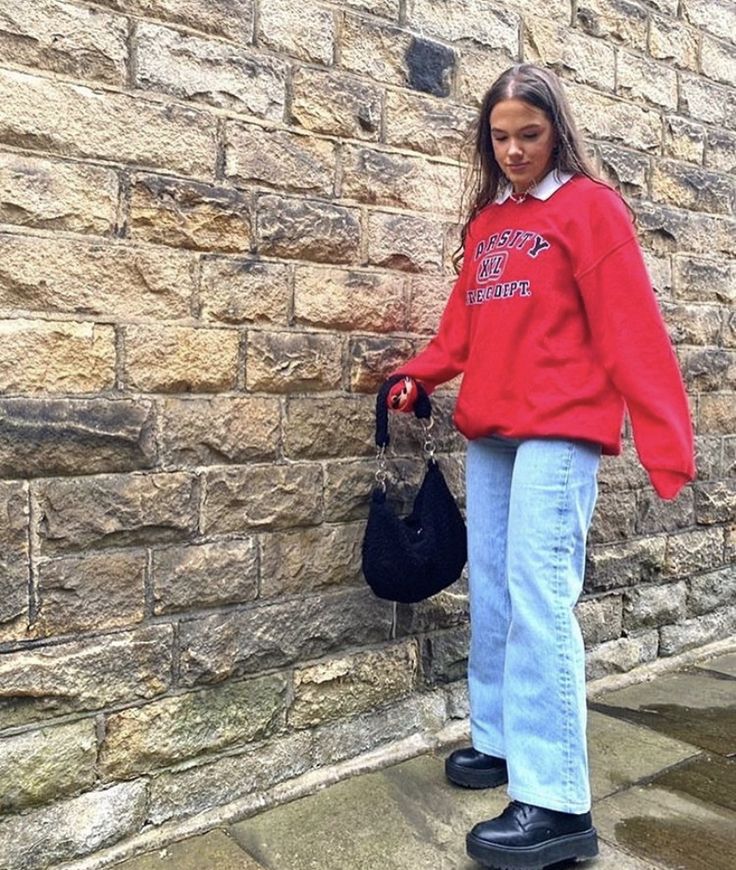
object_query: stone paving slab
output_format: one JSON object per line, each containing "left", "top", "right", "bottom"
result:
{"left": 111, "top": 830, "right": 266, "bottom": 869}
{"left": 593, "top": 784, "right": 736, "bottom": 870}
{"left": 587, "top": 710, "right": 697, "bottom": 800}
{"left": 694, "top": 652, "right": 736, "bottom": 678}
{"left": 590, "top": 670, "right": 736, "bottom": 756}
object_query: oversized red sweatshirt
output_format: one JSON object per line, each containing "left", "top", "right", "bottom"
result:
{"left": 393, "top": 173, "right": 696, "bottom": 500}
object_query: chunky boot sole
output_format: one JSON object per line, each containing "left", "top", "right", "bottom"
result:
{"left": 444, "top": 758, "right": 509, "bottom": 789}
{"left": 466, "top": 827, "right": 599, "bottom": 868}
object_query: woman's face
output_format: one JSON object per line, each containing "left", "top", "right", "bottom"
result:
{"left": 489, "top": 98, "right": 556, "bottom": 192}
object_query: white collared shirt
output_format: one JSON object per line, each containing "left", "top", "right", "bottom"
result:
{"left": 495, "top": 169, "right": 574, "bottom": 204}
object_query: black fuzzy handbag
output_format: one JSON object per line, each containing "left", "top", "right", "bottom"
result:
{"left": 361, "top": 375, "right": 467, "bottom": 604}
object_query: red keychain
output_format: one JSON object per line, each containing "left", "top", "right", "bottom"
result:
{"left": 387, "top": 376, "right": 418, "bottom": 412}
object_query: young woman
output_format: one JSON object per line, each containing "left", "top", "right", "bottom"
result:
{"left": 385, "top": 63, "right": 695, "bottom": 869}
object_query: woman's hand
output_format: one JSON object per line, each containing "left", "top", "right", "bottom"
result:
{"left": 387, "top": 376, "right": 418, "bottom": 413}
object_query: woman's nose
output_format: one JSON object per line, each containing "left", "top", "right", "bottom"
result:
{"left": 508, "top": 138, "right": 523, "bottom": 157}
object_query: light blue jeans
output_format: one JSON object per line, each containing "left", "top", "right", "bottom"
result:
{"left": 466, "top": 435, "right": 601, "bottom": 814}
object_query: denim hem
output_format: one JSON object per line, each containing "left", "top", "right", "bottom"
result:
{"left": 507, "top": 785, "right": 591, "bottom": 815}
{"left": 471, "top": 736, "right": 506, "bottom": 759}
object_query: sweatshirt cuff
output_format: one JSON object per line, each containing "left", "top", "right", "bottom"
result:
{"left": 649, "top": 469, "right": 692, "bottom": 500}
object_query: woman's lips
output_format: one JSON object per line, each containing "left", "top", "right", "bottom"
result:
{"left": 508, "top": 163, "right": 530, "bottom": 171}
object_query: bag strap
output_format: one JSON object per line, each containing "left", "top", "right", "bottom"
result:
{"left": 375, "top": 374, "right": 432, "bottom": 449}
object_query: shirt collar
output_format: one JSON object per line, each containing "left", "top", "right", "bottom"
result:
{"left": 495, "top": 169, "right": 574, "bottom": 204}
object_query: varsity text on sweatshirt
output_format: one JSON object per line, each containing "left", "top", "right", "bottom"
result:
{"left": 393, "top": 174, "right": 696, "bottom": 500}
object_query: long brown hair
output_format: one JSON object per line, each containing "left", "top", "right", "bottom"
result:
{"left": 454, "top": 63, "right": 609, "bottom": 272}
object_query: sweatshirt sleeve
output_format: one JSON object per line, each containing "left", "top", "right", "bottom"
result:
{"left": 390, "top": 239, "right": 474, "bottom": 391}
{"left": 574, "top": 190, "right": 696, "bottom": 500}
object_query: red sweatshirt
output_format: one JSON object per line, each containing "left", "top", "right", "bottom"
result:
{"left": 393, "top": 173, "right": 696, "bottom": 500}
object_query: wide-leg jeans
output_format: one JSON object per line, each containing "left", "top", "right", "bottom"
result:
{"left": 465, "top": 435, "right": 601, "bottom": 814}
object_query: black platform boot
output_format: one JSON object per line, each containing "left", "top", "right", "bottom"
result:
{"left": 445, "top": 746, "right": 509, "bottom": 789}
{"left": 466, "top": 800, "right": 599, "bottom": 868}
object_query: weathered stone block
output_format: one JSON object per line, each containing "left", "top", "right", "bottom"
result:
{"left": 699, "top": 393, "right": 736, "bottom": 434}
{"left": 660, "top": 302, "right": 722, "bottom": 346}
{"left": 694, "top": 479, "right": 736, "bottom": 524}
{"left": 701, "top": 33, "right": 736, "bottom": 87}
{"left": 284, "top": 395, "right": 374, "bottom": 459}
{"left": 202, "top": 463, "right": 323, "bottom": 535}
{"left": 291, "top": 66, "right": 381, "bottom": 140}
{"left": 0, "top": 68, "right": 217, "bottom": 177}
{"left": 0, "top": 0, "right": 127, "bottom": 86}
{"left": 149, "top": 730, "right": 313, "bottom": 823}
{"left": 564, "top": 81, "right": 661, "bottom": 151}
{"left": 136, "top": 22, "right": 284, "bottom": 117}
{"left": 705, "top": 128, "right": 736, "bottom": 173}
{"left": 575, "top": 594, "right": 623, "bottom": 648}
{"left": 199, "top": 258, "right": 290, "bottom": 326}
{"left": 723, "top": 436, "right": 736, "bottom": 477}
{"left": 404, "top": 36, "right": 456, "bottom": 98}
{"left": 340, "top": 15, "right": 410, "bottom": 87}
{"left": 34, "top": 471, "right": 198, "bottom": 555}
{"left": 688, "top": 566, "right": 736, "bottom": 617}
{"left": 0, "top": 781, "right": 148, "bottom": 870}
{"left": 288, "top": 642, "right": 418, "bottom": 728}
{"left": 457, "top": 46, "right": 516, "bottom": 107}
{"left": 679, "top": 347, "right": 736, "bottom": 392}
{"left": 395, "top": 580, "right": 469, "bottom": 637}
{"left": 622, "top": 581, "right": 688, "bottom": 631}
{"left": 384, "top": 90, "right": 475, "bottom": 160}
{"left": 695, "top": 435, "right": 723, "bottom": 480}
{"left": 665, "top": 527, "right": 725, "bottom": 576}
{"left": 636, "top": 202, "right": 735, "bottom": 256}
{"left": 0, "top": 398, "right": 156, "bottom": 480}
{"left": 323, "top": 457, "right": 423, "bottom": 522}
{"left": 178, "top": 589, "right": 393, "bottom": 686}
{"left": 724, "top": 313, "right": 736, "bottom": 350}
{"left": 651, "top": 160, "right": 735, "bottom": 216}
{"left": 584, "top": 537, "right": 667, "bottom": 592}
{"left": 409, "top": 0, "right": 518, "bottom": 52}
{"left": 258, "top": 0, "right": 333, "bottom": 64}
{"left": 617, "top": 50, "right": 678, "bottom": 109}
{"left": 257, "top": 194, "right": 361, "bottom": 263}
{"left": 0, "top": 719, "right": 97, "bottom": 814}
{"left": 422, "top": 627, "right": 469, "bottom": 685}
{"left": 585, "top": 631, "right": 659, "bottom": 680}
{"left": 659, "top": 605, "right": 736, "bottom": 656}
{"left": 649, "top": 14, "right": 699, "bottom": 70}
{"left": 367, "top": 211, "right": 444, "bottom": 272}
{"left": 597, "top": 443, "right": 649, "bottom": 492}
{"left": 129, "top": 174, "right": 252, "bottom": 252}
{"left": 407, "top": 275, "right": 455, "bottom": 335}
{"left": 0, "top": 480, "right": 29, "bottom": 636}
{"left": 524, "top": 17, "right": 616, "bottom": 91}
{"left": 94, "top": 0, "right": 254, "bottom": 41}
{"left": 635, "top": 486, "right": 695, "bottom": 535}
{"left": 673, "top": 256, "right": 734, "bottom": 304}
{"left": 642, "top": 251, "right": 672, "bottom": 299}
{"left": 339, "top": 0, "right": 400, "bottom": 16}
{"left": 0, "top": 151, "right": 117, "bottom": 235}
{"left": 158, "top": 396, "right": 280, "bottom": 465}
{"left": 588, "top": 490, "right": 637, "bottom": 544}
{"left": 153, "top": 539, "right": 258, "bottom": 614}
{"left": 259, "top": 522, "right": 364, "bottom": 597}
{"left": 0, "top": 233, "right": 194, "bottom": 319}
{"left": 664, "top": 115, "right": 705, "bottom": 164}
{"left": 100, "top": 674, "right": 286, "bottom": 778}
{"left": 246, "top": 329, "right": 343, "bottom": 392}
{"left": 0, "top": 625, "right": 172, "bottom": 728}
{"left": 225, "top": 122, "right": 335, "bottom": 197}
{"left": 123, "top": 325, "right": 239, "bottom": 392}
{"left": 349, "top": 336, "right": 414, "bottom": 392}
{"left": 341, "top": 145, "right": 462, "bottom": 215}
{"left": 149, "top": 693, "right": 445, "bottom": 824}
{"left": 34, "top": 550, "right": 146, "bottom": 637}
{"left": 0, "top": 319, "right": 115, "bottom": 394}
{"left": 683, "top": 0, "right": 736, "bottom": 42}
{"left": 680, "top": 73, "right": 736, "bottom": 129}
{"left": 576, "top": 0, "right": 648, "bottom": 50}
{"left": 294, "top": 265, "right": 406, "bottom": 332}
{"left": 598, "top": 143, "right": 649, "bottom": 196}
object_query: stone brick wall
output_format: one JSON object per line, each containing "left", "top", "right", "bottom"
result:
{"left": 0, "top": 0, "right": 734, "bottom": 866}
